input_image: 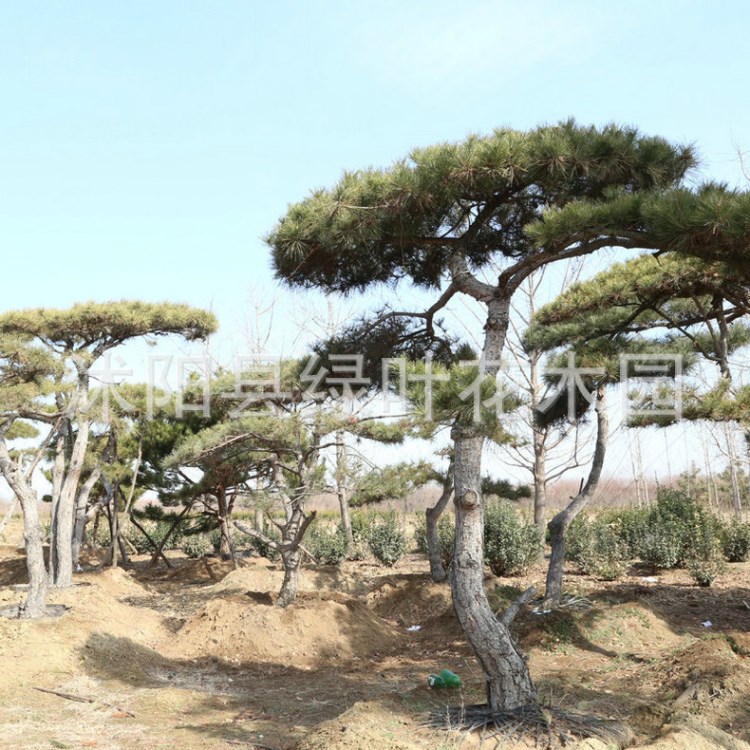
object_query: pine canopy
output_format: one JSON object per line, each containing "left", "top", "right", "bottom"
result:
{"left": 528, "top": 184, "right": 750, "bottom": 272}
{"left": 0, "top": 301, "right": 218, "bottom": 353}
{"left": 525, "top": 253, "right": 750, "bottom": 352}
{"left": 268, "top": 120, "right": 695, "bottom": 293}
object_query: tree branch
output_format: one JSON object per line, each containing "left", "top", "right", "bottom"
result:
{"left": 448, "top": 254, "right": 495, "bottom": 301}
{"left": 501, "top": 586, "right": 537, "bottom": 626}
{"left": 234, "top": 520, "right": 282, "bottom": 552}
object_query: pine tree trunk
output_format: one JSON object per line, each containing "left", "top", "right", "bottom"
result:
{"left": 425, "top": 459, "right": 453, "bottom": 583}
{"left": 0, "top": 441, "right": 48, "bottom": 618}
{"left": 48, "top": 431, "right": 66, "bottom": 584}
{"left": 425, "top": 506, "right": 447, "bottom": 583}
{"left": 72, "top": 468, "right": 102, "bottom": 569}
{"left": 254, "top": 508, "right": 265, "bottom": 533}
{"left": 52, "top": 390, "right": 90, "bottom": 587}
{"left": 278, "top": 547, "right": 301, "bottom": 607}
{"left": 335, "top": 430, "right": 354, "bottom": 547}
{"left": 148, "top": 505, "right": 190, "bottom": 567}
{"left": 110, "top": 500, "right": 120, "bottom": 568}
{"left": 21, "top": 492, "right": 48, "bottom": 619}
{"left": 273, "top": 492, "right": 315, "bottom": 608}
{"left": 532, "top": 431, "right": 547, "bottom": 530}
{"left": 217, "top": 489, "right": 234, "bottom": 561}
{"left": 450, "top": 428, "right": 537, "bottom": 711}
{"left": 543, "top": 387, "right": 608, "bottom": 610}
{"left": 71, "top": 508, "right": 87, "bottom": 571}
{"left": 446, "top": 294, "right": 537, "bottom": 711}
{"left": 529, "top": 350, "right": 548, "bottom": 532}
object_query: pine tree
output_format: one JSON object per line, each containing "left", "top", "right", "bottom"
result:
{"left": 0, "top": 302, "right": 216, "bottom": 616}
{"left": 266, "top": 121, "right": 694, "bottom": 711}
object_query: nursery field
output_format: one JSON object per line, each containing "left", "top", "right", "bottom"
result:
{"left": 1, "top": 518, "right": 750, "bottom": 750}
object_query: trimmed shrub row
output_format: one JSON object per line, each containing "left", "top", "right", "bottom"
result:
{"left": 568, "top": 488, "right": 748, "bottom": 586}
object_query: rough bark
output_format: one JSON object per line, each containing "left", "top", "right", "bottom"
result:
{"left": 447, "top": 294, "right": 538, "bottom": 711}
{"left": 528, "top": 349, "right": 548, "bottom": 532}
{"left": 112, "top": 436, "right": 142, "bottom": 563}
{"left": 425, "top": 457, "right": 453, "bottom": 583}
{"left": 450, "top": 427, "right": 537, "bottom": 710}
{"left": 109, "top": 493, "right": 121, "bottom": 568}
{"left": 100, "top": 472, "right": 127, "bottom": 568}
{"left": 543, "top": 386, "right": 608, "bottom": 611}
{"left": 71, "top": 466, "right": 102, "bottom": 569}
{"left": 216, "top": 488, "right": 233, "bottom": 559}
{"left": 335, "top": 430, "right": 354, "bottom": 547}
{"left": 48, "top": 429, "right": 66, "bottom": 584}
{"left": 19, "top": 489, "right": 48, "bottom": 618}
{"left": 0, "top": 440, "right": 48, "bottom": 618}
{"left": 51, "top": 371, "right": 91, "bottom": 587}
{"left": 254, "top": 508, "right": 265, "bottom": 534}
{"left": 278, "top": 547, "right": 302, "bottom": 607}
{"left": 277, "top": 505, "right": 316, "bottom": 606}
{"left": 216, "top": 489, "right": 238, "bottom": 568}
{"left": 531, "top": 427, "right": 547, "bottom": 530}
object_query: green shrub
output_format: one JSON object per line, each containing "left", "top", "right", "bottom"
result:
{"left": 350, "top": 509, "right": 376, "bottom": 541}
{"left": 565, "top": 515, "right": 630, "bottom": 580}
{"left": 182, "top": 534, "right": 213, "bottom": 559}
{"left": 307, "top": 523, "right": 349, "bottom": 565}
{"left": 600, "top": 507, "right": 650, "bottom": 558}
{"left": 721, "top": 521, "right": 750, "bottom": 563}
{"left": 639, "top": 488, "right": 705, "bottom": 569}
{"left": 92, "top": 519, "right": 112, "bottom": 548}
{"left": 576, "top": 520, "right": 630, "bottom": 581}
{"left": 368, "top": 512, "right": 407, "bottom": 567}
{"left": 566, "top": 514, "right": 591, "bottom": 566}
{"left": 639, "top": 520, "right": 686, "bottom": 569}
{"left": 483, "top": 501, "right": 542, "bottom": 577}
{"left": 347, "top": 510, "right": 377, "bottom": 560}
{"left": 568, "top": 491, "right": 725, "bottom": 579}
{"left": 687, "top": 516, "right": 726, "bottom": 587}
{"left": 208, "top": 527, "right": 223, "bottom": 553}
{"left": 414, "top": 515, "right": 428, "bottom": 555}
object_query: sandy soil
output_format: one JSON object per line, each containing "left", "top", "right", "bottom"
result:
{"left": 1, "top": 531, "right": 749, "bottom": 750}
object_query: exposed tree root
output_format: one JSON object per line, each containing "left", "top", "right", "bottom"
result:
{"left": 426, "top": 703, "right": 633, "bottom": 748}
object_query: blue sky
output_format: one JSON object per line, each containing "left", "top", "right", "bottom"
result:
{"left": 2, "top": 0, "right": 748, "bottom": 348}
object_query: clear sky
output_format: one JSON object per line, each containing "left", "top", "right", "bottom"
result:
{"left": 2, "top": 1, "right": 749, "bottom": 493}
{"left": 2, "top": 0, "right": 748, "bottom": 338}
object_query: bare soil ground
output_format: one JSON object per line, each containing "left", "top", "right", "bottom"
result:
{"left": 1, "top": 527, "right": 749, "bottom": 750}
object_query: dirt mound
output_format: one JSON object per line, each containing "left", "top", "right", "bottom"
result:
{"left": 164, "top": 592, "right": 400, "bottom": 666}
{"left": 653, "top": 639, "right": 750, "bottom": 743}
{"left": 366, "top": 575, "right": 454, "bottom": 626}
{"left": 77, "top": 566, "right": 148, "bottom": 597}
{"left": 156, "top": 557, "right": 236, "bottom": 584}
{"left": 213, "top": 559, "right": 369, "bottom": 596}
{"left": 632, "top": 723, "right": 750, "bottom": 749}
{"left": 661, "top": 638, "right": 737, "bottom": 688}
{"left": 210, "top": 559, "right": 286, "bottom": 593}
{"left": 294, "top": 699, "right": 431, "bottom": 750}
{"left": 519, "top": 600, "right": 678, "bottom": 655}
{"left": 0, "top": 568, "right": 169, "bottom": 682}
